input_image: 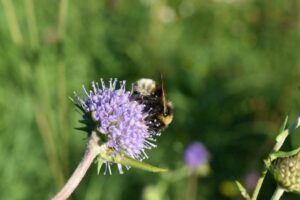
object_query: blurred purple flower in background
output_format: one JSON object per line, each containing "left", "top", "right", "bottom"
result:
{"left": 184, "top": 142, "right": 208, "bottom": 169}
{"left": 245, "top": 171, "right": 259, "bottom": 190}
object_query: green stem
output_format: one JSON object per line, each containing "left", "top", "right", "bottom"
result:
{"left": 273, "top": 117, "right": 300, "bottom": 151}
{"left": 58, "top": 0, "right": 68, "bottom": 41}
{"left": 270, "top": 187, "right": 284, "bottom": 200}
{"left": 34, "top": 107, "right": 65, "bottom": 188}
{"left": 186, "top": 171, "right": 198, "bottom": 200}
{"left": 251, "top": 167, "right": 268, "bottom": 200}
{"left": 52, "top": 132, "right": 105, "bottom": 200}
{"left": 24, "top": 0, "right": 39, "bottom": 49}
{"left": 2, "top": 0, "right": 23, "bottom": 44}
{"left": 251, "top": 117, "right": 300, "bottom": 200}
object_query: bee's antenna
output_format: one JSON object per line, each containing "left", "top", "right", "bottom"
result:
{"left": 161, "top": 74, "right": 167, "bottom": 114}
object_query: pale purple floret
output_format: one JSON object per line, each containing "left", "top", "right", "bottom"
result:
{"left": 73, "top": 79, "right": 156, "bottom": 174}
{"left": 184, "top": 142, "right": 208, "bottom": 169}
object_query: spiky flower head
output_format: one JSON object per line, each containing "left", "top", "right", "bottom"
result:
{"left": 73, "top": 79, "right": 157, "bottom": 174}
{"left": 269, "top": 148, "right": 300, "bottom": 193}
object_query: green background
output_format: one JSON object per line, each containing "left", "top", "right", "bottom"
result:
{"left": 1, "top": 0, "right": 300, "bottom": 199}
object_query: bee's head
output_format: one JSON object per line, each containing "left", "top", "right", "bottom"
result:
{"left": 134, "top": 79, "right": 157, "bottom": 96}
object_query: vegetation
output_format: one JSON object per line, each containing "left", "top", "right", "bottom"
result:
{"left": 1, "top": 0, "right": 300, "bottom": 199}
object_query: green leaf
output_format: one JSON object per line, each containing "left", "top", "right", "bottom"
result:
{"left": 75, "top": 127, "right": 89, "bottom": 132}
{"left": 96, "top": 158, "right": 104, "bottom": 174}
{"left": 235, "top": 181, "right": 250, "bottom": 200}
{"left": 269, "top": 147, "right": 300, "bottom": 161}
{"left": 100, "top": 150, "right": 168, "bottom": 173}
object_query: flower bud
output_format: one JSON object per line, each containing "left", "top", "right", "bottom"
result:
{"left": 184, "top": 142, "right": 208, "bottom": 169}
{"left": 269, "top": 148, "right": 300, "bottom": 193}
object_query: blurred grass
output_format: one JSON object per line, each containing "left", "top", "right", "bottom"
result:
{"left": 1, "top": 0, "right": 300, "bottom": 199}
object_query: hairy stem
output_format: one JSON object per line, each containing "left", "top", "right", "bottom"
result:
{"left": 52, "top": 132, "right": 104, "bottom": 200}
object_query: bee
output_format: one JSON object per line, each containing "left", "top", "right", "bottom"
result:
{"left": 132, "top": 77, "right": 173, "bottom": 134}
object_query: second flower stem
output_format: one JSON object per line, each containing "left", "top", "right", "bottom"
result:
{"left": 270, "top": 187, "right": 284, "bottom": 200}
{"left": 251, "top": 117, "right": 300, "bottom": 200}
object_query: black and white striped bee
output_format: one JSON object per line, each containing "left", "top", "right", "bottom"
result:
{"left": 132, "top": 78, "right": 173, "bottom": 134}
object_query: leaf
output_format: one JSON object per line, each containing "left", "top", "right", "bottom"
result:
{"left": 96, "top": 158, "right": 104, "bottom": 174}
{"left": 100, "top": 150, "right": 168, "bottom": 173}
{"left": 269, "top": 147, "right": 300, "bottom": 162}
{"left": 235, "top": 181, "right": 251, "bottom": 200}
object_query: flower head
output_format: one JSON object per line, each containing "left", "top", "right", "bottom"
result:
{"left": 184, "top": 142, "right": 208, "bottom": 169}
{"left": 73, "top": 79, "right": 157, "bottom": 173}
{"left": 270, "top": 148, "right": 300, "bottom": 193}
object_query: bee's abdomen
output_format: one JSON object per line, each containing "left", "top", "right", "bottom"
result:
{"left": 131, "top": 92, "right": 165, "bottom": 134}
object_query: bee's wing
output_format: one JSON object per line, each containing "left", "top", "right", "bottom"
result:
{"left": 161, "top": 74, "right": 167, "bottom": 114}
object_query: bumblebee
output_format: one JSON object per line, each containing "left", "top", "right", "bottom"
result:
{"left": 132, "top": 78, "right": 173, "bottom": 134}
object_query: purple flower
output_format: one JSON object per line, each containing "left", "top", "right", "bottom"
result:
{"left": 73, "top": 79, "right": 156, "bottom": 174}
{"left": 184, "top": 142, "right": 208, "bottom": 169}
{"left": 245, "top": 171, "right": 259, "bottom": 190}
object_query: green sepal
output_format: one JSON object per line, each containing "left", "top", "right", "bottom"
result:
{"left": 75, "top": 127, "right": 90, "bottom": 132}
{"left": 275, "top": 116, "right": 289, "bottom": 143}
{"left": 100, "top": 150, "right": 168, "bottom": 173}
{"left": 235, "top": 181, "right": 250, "bottom": 200}
{"left": 78, "top": 119, "right": 87, "bottom": 124}
{"left": 69, "top": 96, "right": 85, "bottom": 113}
{"left": 269, "top": 147, "right": 300, "bottom": 162}
{"left": 96, "top": 158, "right": 104, "bottom": 174}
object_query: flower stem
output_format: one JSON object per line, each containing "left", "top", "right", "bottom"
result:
{"left": 186, "top": 171, "right": 198, "bottom": 200}
{"left": 270, "top": 187, "right": 284, "bottom": 200}
{"left": 52, "top": 132, "right": 104, "bottom": 200}
{"left": 251, "top": 117, "right": 300, "bottom": 200}
{"left": 251, "top": 167, "right": 268, "bottom": 200}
